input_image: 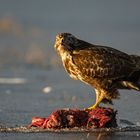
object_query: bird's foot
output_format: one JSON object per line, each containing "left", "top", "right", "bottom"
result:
{"left": 84, "top": 104, "right": 99, "bottom": 112}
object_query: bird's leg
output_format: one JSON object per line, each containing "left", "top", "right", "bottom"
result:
{"left": 85, "top": 89, "right": 104, "bottom": 111}
{"left": 87, "top": 97, "right": 103, "bottom": 110}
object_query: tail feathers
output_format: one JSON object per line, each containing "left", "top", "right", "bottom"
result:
{"left": 122, "top": 55, "right": 140, "bottom": 91}
{"left": 122, "top": 81, "right": 140, "bottom": 91}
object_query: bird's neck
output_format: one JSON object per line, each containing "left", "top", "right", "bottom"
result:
{"left": 57, "top": 44, "right": 71, "bottom": 60}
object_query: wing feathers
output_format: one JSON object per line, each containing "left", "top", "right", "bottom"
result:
{"left": 72, "top": 47, "right": 137, "bottom": 79}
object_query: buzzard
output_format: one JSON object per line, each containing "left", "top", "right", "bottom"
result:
{"left": 54, "top": 33, "right": 140, "bottom": 110}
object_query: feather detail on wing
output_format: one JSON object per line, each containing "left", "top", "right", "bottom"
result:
{"left": 71, "top": 46, "right": 138, "bottom": 79}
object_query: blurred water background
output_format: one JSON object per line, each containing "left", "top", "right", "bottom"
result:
{"left": 0, "top": 0, "right": 140, "bottom": 139}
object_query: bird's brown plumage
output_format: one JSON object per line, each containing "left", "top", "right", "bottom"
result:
{"left": 54, "top": 33, "right": 140, "bottom": 109}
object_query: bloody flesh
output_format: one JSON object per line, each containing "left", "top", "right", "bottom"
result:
{"left": 29, "top": 107, "right": 117, "bottom": 129}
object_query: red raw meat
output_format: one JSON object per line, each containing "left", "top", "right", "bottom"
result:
{"left": 29, "top": 107, "right": 117, "bottom": 129}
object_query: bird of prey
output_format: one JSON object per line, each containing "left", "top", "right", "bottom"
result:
{"left": 54, "top": 33, "right": 140, "bottom": 110}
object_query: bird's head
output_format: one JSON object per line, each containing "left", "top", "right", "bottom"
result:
{"left": 54, "top": 33, "right": 79, "bottom": 53}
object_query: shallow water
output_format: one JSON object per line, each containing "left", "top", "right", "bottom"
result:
{"left": 0, "top": 125, "right": 140, "bottom": 140}
{"left": 1, "top": 132, "right": 139, "bottom": 140}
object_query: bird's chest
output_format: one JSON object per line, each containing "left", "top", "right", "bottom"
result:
{"left": 61, "top": 53, "right": 79, "bottom": 80}
{"left": 61, "top": 55, "right": 103, "bottom": 90}
{"left": 60, "top": 52, "right": 102, "bottom": 89}
{"left": 62, "top": 57, "right": 95, "bottom": 84}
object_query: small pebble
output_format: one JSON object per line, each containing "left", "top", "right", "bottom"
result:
{"left": 43, "top": 86, "right": 52, "bottom": 93}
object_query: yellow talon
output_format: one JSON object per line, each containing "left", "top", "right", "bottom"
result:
{"left": 88, "top": 104, "right": 99, "bottom": 110}
{"left": 84, "top": 103, "right": 99, "bottom": 111}
{"left": 84, "top": 90, "right": 104, "bottom": 111}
